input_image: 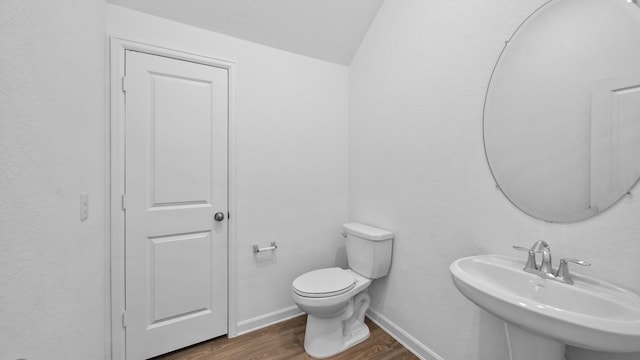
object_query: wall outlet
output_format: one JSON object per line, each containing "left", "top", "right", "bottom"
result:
{"left": 80, "top": 193, "right": 89, "bottom": 221}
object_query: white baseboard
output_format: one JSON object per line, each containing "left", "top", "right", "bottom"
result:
{"left": 366, "top": 308, "right": 445, "bottom": 360}
{"left": 234, "top": 305, "right": 304, "bottom": 337}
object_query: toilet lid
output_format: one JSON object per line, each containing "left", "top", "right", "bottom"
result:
{"left": 292, "top": 267, "right": 356, "bottom": 298}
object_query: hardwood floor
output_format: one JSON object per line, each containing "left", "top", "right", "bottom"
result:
{"left": 152, "top": 315, "right": 418, "bottom": 360}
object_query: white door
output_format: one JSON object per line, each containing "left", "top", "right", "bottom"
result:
{"left": 590, "top": 71, "right": 640, "bottom": 210}
{"left": 124, "top": 50, "right": 228, "bottom": 359}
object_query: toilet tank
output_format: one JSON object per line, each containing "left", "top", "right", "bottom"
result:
{"left": 343, "top": 223, "right": 393, "bottom": 279}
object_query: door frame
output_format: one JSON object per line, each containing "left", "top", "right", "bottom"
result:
{"left": 108, "top": 37, "right": 238, "bottom": 359}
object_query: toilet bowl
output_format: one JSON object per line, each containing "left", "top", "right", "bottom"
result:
{"left": 291, "top": 223, "right": 393, "bottom": 359}
{"left": 292, "top": 268, "right": 372, "bottom": 358}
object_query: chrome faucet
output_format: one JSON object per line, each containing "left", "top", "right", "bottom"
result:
{"left": 539, "top": 245, "right": 554, "bottom": 275}
{"left": 512, "top": 241, "right": 590, "bottom": 285}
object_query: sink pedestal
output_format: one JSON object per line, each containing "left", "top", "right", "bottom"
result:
{"left": 504, "top": 322, "right": 566, "bottom": 360}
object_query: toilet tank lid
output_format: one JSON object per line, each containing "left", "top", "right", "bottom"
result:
{"left": 343, "top": 223, "right": 393, "bottom": 241}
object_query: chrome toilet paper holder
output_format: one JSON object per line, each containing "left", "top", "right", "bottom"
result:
{"left": 253, "top": 241, "right": 278, "bottom": 254}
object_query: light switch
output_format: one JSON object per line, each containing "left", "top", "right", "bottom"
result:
{"left": 80, "top": 193, "right": 89, "bottom": 221}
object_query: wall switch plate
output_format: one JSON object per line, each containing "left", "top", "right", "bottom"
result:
{"left": 80, "top": 193, "right": 89, "bottom": 221}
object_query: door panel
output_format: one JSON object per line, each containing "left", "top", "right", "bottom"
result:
{"left": 151, "top": 73, "right": 213, "bottom": 206}
{"left": 125, "top": 50, "right": 228, "bottom": 359}
{"left": 150, "top": 232, "right": 211, "bottom": 322}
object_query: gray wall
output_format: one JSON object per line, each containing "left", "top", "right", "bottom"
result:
{"left": 0, "top": 0, "right": 107, "bottom": 359}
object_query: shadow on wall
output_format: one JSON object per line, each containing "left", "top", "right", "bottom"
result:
{"left": 476, "top": 312, "right": 510, "bottom": 360}
{"left": 334, "top": 246, "right": 347, "bottom": 268}
{"left": 254, "top": 249, "right": 277, "bottom": 267}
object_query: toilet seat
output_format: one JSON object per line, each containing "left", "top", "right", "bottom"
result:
{"left": 292, "top": 267, "right": 356, "bottom": 298}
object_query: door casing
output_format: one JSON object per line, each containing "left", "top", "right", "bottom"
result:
{"left": 108, "top": 37, "right": 238, "bottom": 360}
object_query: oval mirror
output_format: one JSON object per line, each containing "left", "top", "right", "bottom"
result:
{"left": 484, "top": 0, "right": 640, "bottom": 222}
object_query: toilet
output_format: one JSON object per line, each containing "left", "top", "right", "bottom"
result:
{"left": 291, "top": 223, "right": 393, "bottom": 358}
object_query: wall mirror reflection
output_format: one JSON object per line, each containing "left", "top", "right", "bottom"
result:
{"left": 484, "top": 0, "right": 640, "bottom": 222}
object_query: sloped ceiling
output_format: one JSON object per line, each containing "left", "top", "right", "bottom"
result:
{"left": 107, "top": 0, "right": 384, "bottom": 65}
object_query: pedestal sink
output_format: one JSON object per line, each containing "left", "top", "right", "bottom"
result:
{"left": 450, "top": 255, "right": 640, "bottom": 360}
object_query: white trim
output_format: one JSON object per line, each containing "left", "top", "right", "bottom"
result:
{"left": 235, "top": 306, "right": 304, "bottom": 336}
{"left": 366, "top": 308, "right": 445, "bottom": 360}
{"left": 108, "top": 37, "right": 237, "bottom": 359}
{"left": 226, "top": 53, "right": 238, "bottom": 338}
{"left": 109, "top": 37, "right": 126, "bottom": 360}
{"left": 104, "top": 34, "right": 114, "bottom": 360}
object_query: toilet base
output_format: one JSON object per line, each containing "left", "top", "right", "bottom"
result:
{"left": 303, "top": 292, "right": 371, "bottom": 359}
{"left": 343, "top": 319, "right": 370, "bottom": 350}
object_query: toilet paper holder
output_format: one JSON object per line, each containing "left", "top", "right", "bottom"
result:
{"left": 253, "top": 241, "right": 278, "bottom": 254}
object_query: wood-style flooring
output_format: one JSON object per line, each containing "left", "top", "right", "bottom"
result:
{"left": 152, "top": 315, "right": 419, "bottom": 360}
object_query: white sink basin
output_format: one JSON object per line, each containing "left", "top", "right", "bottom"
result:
{"left": 450, "top": 255, "right": 640, "bottom": 357}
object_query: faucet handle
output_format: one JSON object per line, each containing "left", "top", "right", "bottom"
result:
{"left": 513, "top": 241, "right": 549, "bottom": 253}
{"left": 512, "top": 245, "right": 530, "bottom": 252}
{"left": 561, "top": 258, "right": 591, "bottom": 266}
{"left": 512, "top": 246, "right": 538, "bottom": 271}
{"left": 555, "top": 258, "right": 591, "bottom": 285}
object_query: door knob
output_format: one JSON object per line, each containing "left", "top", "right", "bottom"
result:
{"left": 214, "top": 212, "right": 225, "bottom": 222}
